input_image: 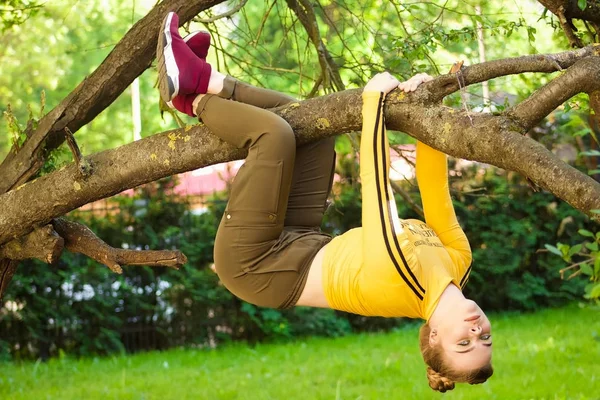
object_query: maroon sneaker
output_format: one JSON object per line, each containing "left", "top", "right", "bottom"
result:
{"left": 167, "top": 31, "right": 212, "bottom": 117}
{"left": 170, "top": 93, "right": 198, "bottom": 117}
{"left": 184, "top": 31, "right": 211, "bottom": 60}
{"left": 156, "top": 12, "right": 212, "bottom": 102}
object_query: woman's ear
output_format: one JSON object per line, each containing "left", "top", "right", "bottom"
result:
{"left": 429, "top": 328, "right": 438, "bottom": 346}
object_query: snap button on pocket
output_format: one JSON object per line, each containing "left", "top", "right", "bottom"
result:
{"left": 268, "top": 214, "right": 276, "bottom": 221}
{"left": 226, "top": 214, "right": 232, "bottom": 220}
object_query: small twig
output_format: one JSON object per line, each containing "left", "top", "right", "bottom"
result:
{"left": 64, "top": 127, "right": 93, "bottom": 178}
{"left": 0, "top": 4, "right": 43, "bottom": 13}
{"left": 557, "top": 6, "right": 583, "bottom": 48}
{"left": 307, "top": 74, "right": 323, "bottom": 98}
{"left": 451, "top": 61, "right": 474, "bottom": 126}
{"left": 194, "top": 0, "right": 248, "bottom": 24}
{"left": 345, "top": 130, "right": 360, "bottom": 153}
{"left": 565, "top": 269, "right": 583, "bottom": 280}
{"left": 543, "top": 54, "right": 563, "bottom": 71}
{"left": 64, "top": 127, "right": 82, "bottom": 164}
{"left": 553, "top": 259, "right": 592, "bottom": 280}
{"left": 254, "top": 0, "right": 277, "bottom": 45}
{"left": 53, "top": 218, "right": 187, "bottom": 274}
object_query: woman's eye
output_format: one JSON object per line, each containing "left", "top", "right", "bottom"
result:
{"left": 480, "top": 334, "right": 491, "bottom": 340}
{"left": 458, "top": 340, "right": 470, "bottom": 346}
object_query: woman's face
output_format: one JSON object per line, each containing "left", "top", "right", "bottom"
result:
{"left": 433, "top": 299, "right": 492, "bottom": 372}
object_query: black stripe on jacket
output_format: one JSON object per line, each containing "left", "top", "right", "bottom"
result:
{"left": 460, "top": 265, "right": 472, "bottom": 289}
{"left": 372, "top": 93, "right": 425, "bottom": 300}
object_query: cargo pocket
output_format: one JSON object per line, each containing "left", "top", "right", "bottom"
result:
{"left": 224, "top": 159, "right": 284, "bottom": 227}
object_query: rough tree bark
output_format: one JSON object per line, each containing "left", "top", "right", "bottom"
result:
{"left": 1, "top": 1, "right": 600, "bottom": 300}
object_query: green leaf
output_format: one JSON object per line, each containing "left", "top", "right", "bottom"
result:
{"left": 578, "top": 0, "right": 587, "bottom": 11}
{"left": 558, "top": 243, "right": 571, "bottom": 256}
{"left": 579, "top": 229, "right": 595, "bottom": 238}
{"left": 580, "top": 262, "right": 593, "bottom": 276}
{"left": 472, "top": 15, "right": 484, "bottom": 25}
{"left": 586, "top": 242, "right": 599, "bottom": 252}
{"left": 544, "top": 244, "right": 563, "bottom": 257}
{"left": 568, "top": 244, "right": 583, "bottom": 257}
{"left": 588, "top": 170, "right": 600, "bottom": 175}
{"left": 574, "top": 128, "right": 591, "bottom": 137}
{"left": 584, "top": 283, "right": 600, "bottom": 299}
{"left": 581, "top": 150, "right": 600, "bottom": 156}
{"left": 527, "top": 27, "right": 536, "bottom": 42}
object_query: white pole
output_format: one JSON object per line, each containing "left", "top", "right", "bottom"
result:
{"left": 131, "top": 77, "right": 142, "bottom": 141}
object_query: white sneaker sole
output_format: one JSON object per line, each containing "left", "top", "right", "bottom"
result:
{"left": 157, "top": 12, "right": 179, "bottom": 102}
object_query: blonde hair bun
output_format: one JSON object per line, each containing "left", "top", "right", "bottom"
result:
{"left": 426, "top": 367, "right": 456, "bottom": 393}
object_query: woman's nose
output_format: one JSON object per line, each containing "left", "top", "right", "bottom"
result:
{"left": 470, "top": 325, "right": 482, "bottom": 334}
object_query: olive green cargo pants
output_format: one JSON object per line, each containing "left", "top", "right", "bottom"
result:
{"left": 197, "top": 77, "right": 334, "bottom": 309}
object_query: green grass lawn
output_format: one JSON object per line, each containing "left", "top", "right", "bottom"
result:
{"left": 1, "top": 304, "right": 599, "bottom": 400}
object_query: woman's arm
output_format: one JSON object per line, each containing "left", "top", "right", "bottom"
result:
{"left": 416, "top": 141, "right": 472, "bottom": 284}
{"left": 360, "top": 72, "right": 426, "bottom": 299}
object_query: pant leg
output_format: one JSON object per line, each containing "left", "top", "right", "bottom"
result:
{"left": 219, "top": 76, "right": 296, "bottom": 108}
{"left": 284, "top": 137, "right": 336, "bottom": 229}
{"left": 197, "top": 95, "right": 298, "bottom": 305}
{"left": 219, "top": 77, "right": 337, "bottom": 230}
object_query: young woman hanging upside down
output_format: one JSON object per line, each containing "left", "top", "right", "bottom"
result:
{"left": 156, "top": 11, "right": 493, "bottom": 392}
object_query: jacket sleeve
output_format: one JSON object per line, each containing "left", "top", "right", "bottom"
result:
{"left": 416, "top": 141, "right": 472, "bottom": 287}
{"left": 360, "top": 91, "right": 426, "bottom": 301}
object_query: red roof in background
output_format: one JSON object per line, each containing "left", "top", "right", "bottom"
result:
{"left": 172, "top": 145, "right": 417, "bottom": 196}
{"left": 174, "top": 160, "right": 244, "bottom": 196}
{"left": 79, "top": 146, "right": 419, "bottom": 213}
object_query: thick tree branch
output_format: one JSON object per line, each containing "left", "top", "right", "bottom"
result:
{"left": 512, "top": 57, "right": 600, "bottom": 130}
{"left": 427, "top": 45, "right": 600, "bottom": 102}
{"left": 52, "top": 218, "right": 187, "bottom": 274}
{"left": 557, "top": 5, "right": 584, "bottom": 47}
{"left": 0, "top": 0, "right": 227, "bottom": 194}
{"left": 194, "top": 0, "right": 247, "bottom": 23}
{"left": 1, "top": 59, "right": 599, "bottom": 247}
{"left": 1, "top": 48, "right": 600, "bottom": 247}
{"left": 0, "top": 225, "right": 63, "bottom": 263}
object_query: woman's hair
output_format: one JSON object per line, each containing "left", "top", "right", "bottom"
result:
{"left": 419, "top": 323, "right": 493, "bottom": 393}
